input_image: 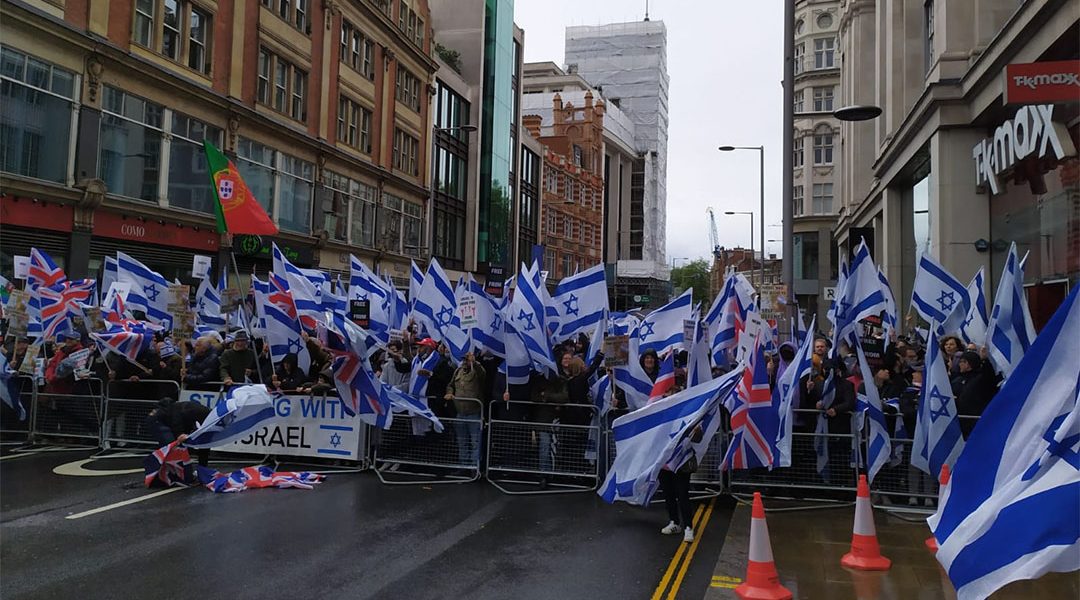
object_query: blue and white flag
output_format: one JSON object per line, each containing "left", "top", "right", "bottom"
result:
{"left": 912, "top": 252, "right": 968, "bottom": 327}
{"left": 585, "top": 316, "right": 605, "bottom": 367}
{"left": 551, "top": 263, "right": 608, "bottom": 342}
{"left": 986, "top": 243, "right": 1036, "bottom": 379}
{"left": 385, "top": 379, "right": 445, "bottom": 433}
{"left": 686, "top": 318, "right": 713, "bottom": 389}
{"left": 466, "top": 277, "right": 505, "bottom": 358}
{"left": 827, "top": 256, "right": 849, "bottom": 331}
{"left": 408, "top": 349, "right": 442, "bottom": 399}
{"left": 0, "top": 353, "right": 27, "bottom": 421}
{"left": 853, "top": 340, "right": 891, "bottom": 483}
{"left": 264, "top": 274, "right": 310, "bottom": 372}
{"left": 956, "top": 268, "right": 990, "bottom": 347}
{"left": 409, "top": 259, "right": 424, "bottom": 313}
{"left": 877, "top": 268, "right": 898, "bottom": 340}
{"left": 590, "top": 372, "right": 613, "bottom": 417}
{"left": 636, "top": 288, "right": 693, "bottom": 356}
{"left": 832, "top": 240, "right": 886, "bottom": 351}
{"left": 775, "top": 317, "right": 816, "bottom": 467}
{"left": 912, "top": 326, "right": 965, "bottom": 478}
{"left": 116, "top": 252, "right": 172, "bottom": 326}
{"left": 413, "top": 258, "right": 469, "bottom": 360}
{"left": 813, "top": 371, "right": 837, "bottom": 478}
{"left": 184, "top": 385, "right": 280, "bottom": 448}
{"left": 101, "top": 256, "right": 118, "bottom": 301}
{"left": 195, "top": 271, "right": 226, "bottom": 329}
{"left": 599, "top": 368, "right": 742, "bottom": 505}
{"left": 930, "top": 285, "right": 1079, "bottom": 600}
{"left": 272, "top": 243, "right": 322, "bottom": 330}
{"left": 349, "top": 255, "right": 392, "bottom": 342}
{"left": 705, "top": 273, "right": 754, "bottom": 367}
{"left": 506, "top": 264, "right": 556, "bottom": 373}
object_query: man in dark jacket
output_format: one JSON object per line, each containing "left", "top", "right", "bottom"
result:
{"left": 219, "top": 330, "right": 257, "bottom": 386}
{"left": 144, "top": 397, "right": 211, "bottom": 465}
{"left": 952, "top": 351, "right": 994, "bottom": 438}
{"left": 424, "top": 343, "right": 455, "bottom": 418}
{"left": 183, "top": 336, "right": 220, "bottom": 387}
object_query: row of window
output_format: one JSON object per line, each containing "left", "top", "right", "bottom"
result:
{"left": 257, "top": 48, "right": 307, "bottom": 122}
{"left": 543, "top": 168, "right": 601, "bottom": 210}
{"left": 134, "top": 0, "right": 212, "bottom": 74}
{"left": 793, "top": 37, "right": 835, "bottom": 74}
{"left": 340, "top": 19, "right": 376, "bottom": 80}
{"left": 397, "top": 1, "right": 425, "bottom": 48}
{"left": 792, "top": 130, "right": 834, "bottom": 167}
{"left": 544, "top": 250, "right": 585, "bottom": 280}
{"left": 324, "top": 172, "right": 423, "bottom": 257}
{"left": 261, "top": 0, "right": 310, "bottom": 33}
{"left": 395, "top": 67, "right": 422, "bottom": 112}
{"left": 544, "top": 211, "right": 600, "bottom": 247}
{"left": 794, "top": 85, "right": 833, "bottom": 113}
{"left": 792, "top": 183, "right": 833, "bottom": 217}
{"left": 337, "top": 96, "right": 373, "bottom": 154}
{"left": 392, "top": 128, "right": 420, "bottom": 176}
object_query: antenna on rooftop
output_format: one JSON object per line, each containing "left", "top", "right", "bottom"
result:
{"left": 644, "top": 0, "right": 650, "bottom": 21}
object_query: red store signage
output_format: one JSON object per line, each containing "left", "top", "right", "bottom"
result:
{"left": 94, "top": 211, "right": 220, "bottom": 251}
{"left": 1, "top": 196, "right": 74, "bottom": 233}
{"left": 1004, "top": 60, "right": 1080, "bottom": 105}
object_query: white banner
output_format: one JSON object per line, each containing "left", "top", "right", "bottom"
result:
{"left": 179, "top": 391, "right": 363, "bottom": 460}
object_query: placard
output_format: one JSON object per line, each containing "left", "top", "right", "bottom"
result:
{"left": 13, "top": 256, "right": 29, "bottom": 280}
{"left": 349, "top": 299, "right": 370, "bottom": 328}
{"left": 192, "top": 255, "right": 213, "bottom": 280}
{"left": 220, "top": 288, "right": 242, "bottom": 314}
{"left": 735, "top": 312, "right": 764, "bottom": 364}
{"left": 456, "top": 294, "right": 478, "bottom": 328}
{"left": 166, "top": 284, "right": 190, "bottom": 309}
{"left": 602, "top": 335, "right": 630, "bottom": 368}
{"left": 485, "top": 265, "right": 505, "bottom": 298}
{"left": 682, "top": 319, "right": 697, "bottom": 346}
{"left": 19, "top": 343, "right": 40, "bottom": 375}
{"left": 102, "top": 282, "right": 131, "bottom": 311}
{"left": 170, "top": 308, "right": 195, "bottom": 345}
{"left": 68, "top": 347, "right": 93, "bottom": 380}
{"left": 82, "top": 306, "right": 106, "bottom": 332}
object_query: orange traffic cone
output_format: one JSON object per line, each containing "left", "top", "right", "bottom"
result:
{"left": 841, "top": 474, "right": 892, "bottom": 571}
{"left": 735, "top": 492, "right": 793, "bottom": 600}
{"left": 925, "top": 464, "right": 951, "bottom": 553}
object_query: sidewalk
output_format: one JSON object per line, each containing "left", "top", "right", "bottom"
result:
{"left": 705, "top": 498, "right": 1079, "bottom": 600}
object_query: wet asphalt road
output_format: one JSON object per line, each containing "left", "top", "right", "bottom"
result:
{"left": 1, "top": 447, "right": 733, "bottom": 600}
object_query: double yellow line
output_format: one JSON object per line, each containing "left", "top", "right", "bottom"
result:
{"left": 651, "top": 497, "right": 717, "bottom": 600}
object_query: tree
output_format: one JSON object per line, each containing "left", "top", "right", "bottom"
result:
{"left": 671, "top": 259, "right": 713, "bottom": 305}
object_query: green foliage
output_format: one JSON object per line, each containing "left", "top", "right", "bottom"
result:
{"left": 671, "top": 259, "right": 713, "bottom": 305}
{"left": 435, "top": 43, "right": 463, "bottom": 74}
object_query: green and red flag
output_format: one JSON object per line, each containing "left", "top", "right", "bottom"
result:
{"left": 203, "top": 140, "right": 278, "bottom": 235}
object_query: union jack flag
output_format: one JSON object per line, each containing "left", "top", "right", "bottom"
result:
{"left": 323, "top": 317, "right": 392, "bottom": 427}
{"left": 648, "top": 351, "right": 676, "bottom": 403}
{"left": 27, "top": 248, "right": 66, "bottom": 289}
{"left": 267, "top": 273, "right": 298, "bottom": 320}
{"left": 144, "top": 440, "right": 196, "bottom": 487}
{"left": 38, "top": 279, "right": 95, "bottom": 340}
{"left": 90, "top": 323, "right": 154, "bottom": 365}
{"left": 721, "top": 341, "right": 778, "bottom": 471}
{"left": 197, "top": 465, "right": 324, "bottom": 493}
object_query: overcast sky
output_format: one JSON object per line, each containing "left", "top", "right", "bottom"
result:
{"left": 514, "top": 0, "right": 785, "bottom": 264}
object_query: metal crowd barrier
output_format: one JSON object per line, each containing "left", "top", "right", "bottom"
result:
{"left": 373, "top": 397, "right": 483, "bottom": 484}
{"left": 486, "top": 400, "right": 600, "bottom": 495}
{"left": 30, "top": 378, "right": 105, "bottom": 447}
{"left": 101, "top": 379, "right": 181, "bottom": 449}
{"left": 727, "top": 409, "right": 859, "bottom": 498}
{"left": 0, "top": 376, "right": 35, "bottom": 443}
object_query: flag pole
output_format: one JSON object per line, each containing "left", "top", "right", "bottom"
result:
{"left": 229, "top": 248, "right": 266, "bottom": 387}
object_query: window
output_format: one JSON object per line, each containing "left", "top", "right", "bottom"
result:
{"left": 793, "top": 232, "right": 818, "bottom": 280}
{"left": 392, "top": 128, "right": 419, "bottom": 176}
{"left": 816, "top": 13, "right": 833, "bottom": 29}
{"left": 257, "top": 48, "right": 307, "bottom": 122}
{"left": 545, "top": 248, "right": 556, "bottom": 271}
{"left": 793, "top": 185, "right": 804, "bottom": 216}
{"left": 262, "top": 0, "right": 308, "bottom": 33}
{"left": 813, "top": 86, "right": 834, "bottom": 112}
{"left": 132, "top": 0, "right": 213, "bottom": 74}
{"left": 813, "top": 38, "right": 834, "bottom": 69}
{"left": 561, "top": 254, "right": 573, "bottom": 278}
{"left": 380, "top": 192, "right": 423, "bottom": 257}
{"left": 236, "top": 137, "right": 276, "bottom": 218}
{"left": 545, "top": 169, "right": 558, "bottom": 194}
{"left": 0, "top": 47, "right": 77, "bottom": 184}
{"left": 812, "top": 183, "right": 833, "bottom": 214}
{"left": 565, "top": 178, "right": 576, "bottom": 204}
{"left": 794, "top": 19, "right": 804, "bottom": 36}
{"left": 395, "top": 67, "right": 421, "bottom": 111}
{"left": 341, "top": 20, "right": 375, "bottom": 80}
{"left": 794, "top": 42, "right": 804, "bottom": 74}
{"left": 278, "top": 154, "right": 313, "bottom": 233}
{"left": 924, "top": 0, "right": 935, "bottom": 74}
{"left": 327, "top": 171, "right": 378, "bottom": 247}
{"left": 519, "top": 147, "right": 539, "bottom": 252}
{"left": 398, "top": 1, "right": 423, "bottom": 48}
{"left": 793, "top": 135, "right": 804, "bottom": 168}
{"left": 98, "top": 86, "right": 163, "bottom": 202}
{"left": 813, "top": 130, "right": 833, "bottom": 165}
{"left": 414, "top": 16, "right": 424, "bottom": 47}
{"left": 572, "top": 145, "right": 583, "bottom": 167}
{"left": 793, "top": 89, "right": 804, "bottom": 113}
{"left": 169, "top": 112, "right": 222, "bottom": 213}
{"left": 337, "top": 96, "right": 372, "bottom": 154}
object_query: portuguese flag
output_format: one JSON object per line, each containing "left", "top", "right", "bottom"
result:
{"left": 203, "top": 140, "right": 278, "bottom": 235}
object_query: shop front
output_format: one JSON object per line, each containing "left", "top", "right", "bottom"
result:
{"left": 0, "top": 195, "right": 74, "bottom": 276}
{"left": 88, "top": 209, "right": 221, "bottom": 286}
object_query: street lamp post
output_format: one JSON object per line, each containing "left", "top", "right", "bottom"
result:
{"left": 718, "top": 145, "right": 765, "bottom": 293}
{"left": 429, "top": 124, "right": 478, "bottom": 262}
{"left": 724, "top": 211, "right": 754, "bottom": 288}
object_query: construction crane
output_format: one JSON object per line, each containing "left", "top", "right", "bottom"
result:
{"left": 706, "top": 207, "right": 722, "bottom": 259}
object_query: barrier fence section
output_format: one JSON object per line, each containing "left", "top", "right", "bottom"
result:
{"left": 486, "top": 400, "right": 600, "bottom": 495}
{"left": 727, "top": 409, "right": 859, "bottom": 498}
{"left": 101, "top": 380, "right": 182, "bottom": 449}
{"left": 30, "top": 378, "right": 104, "bottom": 446}
{"left": 0, "top": 376, "right": 35, "bottom": 442}
{"left": 373, "top": 397, "right": 483, "bottom": 485}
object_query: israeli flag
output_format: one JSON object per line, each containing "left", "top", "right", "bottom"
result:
{"left": 686, "top": 317, "right": 713, "bottom": 389}
{"left": 467, "top": 277, "right": 505, "bottom": 358}
{"left": 264, "top": 274, "right": 310, "bottom": 372}
{"left": 408, "top": 259, "right": 424, "bottom": 314}
{"left": 185, "top": 385, "right": 280, "bottom": 448}
{"left": 116, "top": 251, "right": 172, "bottom": 326}
{"left": 912, "top": 325, "right": 965, "bottom": 477}
{"left": 506, "top": 264, "right": 556, "bottom": 373}
{"left": 272, "top": 243, "right": 322, "bottom": 329}
{"left": 877, "top": 267, "right": 898, "bottom": 340}
{"left": 101, "top": 256, "right": 118, "bottom": 302}
{"left": 705, "top": 273, "right": 754, "bottom": 367}
{"left": 413, "top": 258, "right": 470, "bottom": 360}
{"left": 600, "top": 368, "right": 742, "bottom": 505}
{"left": 636, "top": 288, "right": 693, "bottom": 356}
{"left": 985, "top": 244, "right": 1036, "bottom": 379}
{"left": 195, "top": 271, "right": 226, "bottom": 329}
{"left": 827, "top": 256, "right": 849, "bottom": 331}
{"left": 912, "top": 252, "right": 968, "bottom": 326}
{"left": 956, "top": 268, "right": 990, "bottom": 347}
{"left": 551, "top": 263, "right": 608, "bottom": 342}
{"left": 832, "top": 240, "right": 885, "bottom": 351}
{"left": 853, "top": 339, "right": 891, "bottom": 483}
{"left": 590, "top": 372, "right": 613, "bottom": 417}
{"left": 930, "top": 286, "right": 1079, "bottom": 600}
{"left": 775, "top": 317, "right": 816, "bottom": 467}
{"left": 349, "top": 255, "right": 392, "bottom": 342}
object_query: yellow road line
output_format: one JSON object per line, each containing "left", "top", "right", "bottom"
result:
{"left": 65, "top": 487, "right": 186, "bottom": 520}
{"left": 665, "top": 497, "right": 717, "bottom": 600}
{"left": 650, "top": 503, "right": 705, "bottom": 600}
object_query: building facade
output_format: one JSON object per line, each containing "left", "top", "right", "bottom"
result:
{"left": 1, "top": 0, "right": 437, "bottom": 287}
{"left": 836, "top": 0, "right": 1078, "bottom": 331}
{"left": 521, "top": 92, "right": 605, "bottom": 281}
{"left": 564, "top": 20, "right": 670, "bottom": 309}
{"left": 428, "top": 0, "right": 527, "bottom": 280}
{"left": 792, "top": 0, "right": 842, "bottom": 326}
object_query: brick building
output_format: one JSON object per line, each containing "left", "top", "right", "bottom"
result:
{"left": 1, "top": 0, "right": 437, "bottom": 286}
{"left": 709, "top": 247, "right": 783, "bottom": 299}
{"left": 522, "top": 92, "right": 605, "bottom": 280}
